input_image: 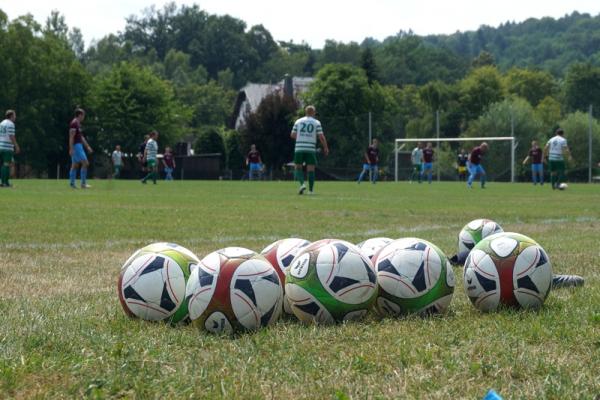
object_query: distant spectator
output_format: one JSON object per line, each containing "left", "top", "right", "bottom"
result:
{"left": 246, "top": 144, "right": 263, "bottom": 181}
{"left": 162, "top": 146, "right": 176, "bottom": 181}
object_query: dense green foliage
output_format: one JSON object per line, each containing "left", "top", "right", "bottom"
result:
{"left": 0, "top": 181, "right": 598, "bottom": 398}
{"left": 1, "top": 6, "right": 600, "bottom": 175}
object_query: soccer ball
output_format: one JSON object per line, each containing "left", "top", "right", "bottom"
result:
{"left": 261, "top": 238, "right": 310, "bottom": 314}
{"left": 458, "top": 219, "right": 504, "bottom": 255}
{"left": 186, "top": 247, "right": 283, "bottom": 334}
{"left": 558, "top": 183, "right": 568, "bottom": 190}
{"left": 463, "top": 232, "right": 553, "bottom": 312}
{"left": 285, "top": 239, "right": 378, "bottom": 324}
{"left": 373, "top": 238, "right": 455, "bottom": 316}
{"left": 356, "top": 237, "right": 394, "bottom": 261}
{"left": 118, "top": 242, "right": 200, "bottom": 323}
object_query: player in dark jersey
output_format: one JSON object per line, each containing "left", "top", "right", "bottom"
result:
{"left": 457, "top": 149, "right": 468, "bottom": 181}
{"left": 137, "top": 135, "right": 149, "bottom": 177}
{"left": 357, "top": 138, "right": 379, "bottom": 184}
{"left": 467, "top": 142, "right": 488, "bottom": 189}
{"left": 420, "top": 142, "right": 434, "bottom": 184}
{"left": 246, "top": 144, "right": 263, "bottom": 180}
{"left": 68, "top": 108, "right": 93, "bottom": 189}
{"left": 162, "top": 146, "right": 176, "bottom": 181}
{"left": 522, "top": 140, "right": 544, "bottom": 185}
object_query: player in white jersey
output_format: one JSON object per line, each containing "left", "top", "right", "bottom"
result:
{"left": 141, "top": 131, "right": 159, "bottom": 184}
{"left": 290, "top": 105, "right": 329, "bottom": 195}
{"left": 409, "top": 142, "right": 423, "bottom": 183}
{"left": 544, "top": 128, "right": 572, "bottom": 190}
{"left": 0, "top": 110, "right": 20, "bottom": 187}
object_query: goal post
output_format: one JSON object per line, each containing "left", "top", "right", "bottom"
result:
{"left": 394, "top": 137, "right": 517, "bottom": 183}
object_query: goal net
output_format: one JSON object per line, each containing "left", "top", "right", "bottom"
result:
{"left": 394, "top": 137, "right": 516, "bottom": 182}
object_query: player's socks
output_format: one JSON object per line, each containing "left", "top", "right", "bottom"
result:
{"left": 0, "top": 165, "right": 8, "bottom": 185}
{"left": 357, "top": 170, "right": 365, "bottom": 183}
{"left": 481, "top": 176, "right": 486, "bottom": 188}
{"left": 308, "top": 171, "right": 315, "bottom": 192}
{"left": 81, "top": 168, "right": 87, "bottom": 186}
{"left": 428, "top": 173, "right": 432, "bottom": 184}
{"left": 295, "top": 170, "right": 304, "bottom": 185}
{"left": 69, "top": 168, "right": 77, "bottom": 187}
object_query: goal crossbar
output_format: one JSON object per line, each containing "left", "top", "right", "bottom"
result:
{"left": 394, "top": 136, "right": 516, "bottom": 183}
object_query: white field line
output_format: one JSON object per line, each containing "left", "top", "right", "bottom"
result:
{"left": 0, "top": 216, "right": 597, "bottom": 252}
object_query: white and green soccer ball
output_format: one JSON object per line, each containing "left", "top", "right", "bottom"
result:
{"left": 118, "top": 242, "right": 200, "bottom": 323}
{"left": 285, "top": 239, "right": 378, "bottom": 324}
{"left": 458, "top": 219, "right": 504, "bottom": 255}
{"left": 356, "top": 237, "right": 394, "bottom": 261}
{"left": 374, "top": 238, "right": 455, "bottom": 316}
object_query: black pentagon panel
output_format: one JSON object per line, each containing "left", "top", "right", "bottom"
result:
{"left": 260, "top": 303, "right": 277, "bottom": 327}
{"left": 517, "top": 276, "right": 539, "bottom": 293}
{"left": 362, "top": 259, "right": 377, "bottom": 284}
{"left": 198, "top": 268, "right": 214, "bottom": 287}
{"left": 234, "top": 279, "right": 257, "bottom": 306}
{"left": 160, "top": 283, "right": 177, "bottom": 311}
{"left": 465, "top": 242, "right": 475, "bottom": 250}
{"left": 123, "top": 285, "right": 145, "bottom": 302}
{"left": 411, "top": 262, "right": 427, "bottom": 292}
{"left": 536, "top": 250, "right": 548, "bottom": 268}
{"left": 294, "top": 301, "right": 320, "bottom": 316}
{"left": 378, "top": 259, "right": 399, "bottom": 275}
{"left": 140, "top": 256, "right": 165, "bottom": 276}
{"left": 281, "top": 254, "right": 295, "bottom": 267}
{"left": 474, "top": 271, "right": 497, "bottom": 292}
{"left": 329, "top": 276, "right": 360, "bottom": 293}
{"left": 334, "top": 243, "right": 349, "bottom": 262}
{"left": 261, "top": 270, "right": 280, "bottom": 285}
{"left": 405, "top": 242, "right": 428, "bottom": 251}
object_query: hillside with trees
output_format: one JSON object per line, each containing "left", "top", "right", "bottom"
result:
{"left": 0, "top": 5, "right": 599, "bottom": 179}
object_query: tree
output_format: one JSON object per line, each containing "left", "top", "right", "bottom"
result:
{"left": 556, "top": 112, "right": 600, "bottom": 173}
{"left": 194, "top": 126, "right": 226, "bottom": 165}
{"left": 471, "top": 51, "right": 495, "bottom": 68}
{"left": 564, "top": 63, "right": 600, "bottom": 112}
{"left": 459, "top": 66, "right": 505, "bottom": 122}
{"left": 505, "top": 68, "right": 557, "bottom": 106}
{"left": 361, "top": 47, "right": 379, "bottom": 84}
{"left": 240, "top": 92, "right": 299, "bottom": 171}
{"left": 90, "top": 62, "right": 186, "bottom": 153}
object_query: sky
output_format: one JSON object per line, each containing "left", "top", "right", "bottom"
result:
{"left": 3, "top": 0, "right": 600, "bottom": 48}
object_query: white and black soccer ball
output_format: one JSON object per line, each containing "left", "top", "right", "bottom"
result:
{"left": 118, "top": 243, "right": 199, "bottom": 323}
{"left": 356, "top": 237, "right": 394, "bottom": 261}
{"left": 373, "top": 237, "right": 455, "bottom": 316}
{"left": 458, "top": 219, "right": 504, "bottom": 255}
{"left": 558, "top": 183, "right": 568, "bottom": 190}
{"left": 463, "top": 232, "right": 553, "bottom": 312}
{"left": 285, "top": 239, "right": 378, "bottom": 324}
{"left": 186, "top": 247, "right": 283, "bottom": 334}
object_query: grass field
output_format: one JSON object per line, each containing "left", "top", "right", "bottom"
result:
{"left": 0, "top": 180, "right": 598, "bottom": 399}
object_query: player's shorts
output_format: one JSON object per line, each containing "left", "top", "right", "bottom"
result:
{"left": 421, "top": 162, "right": 433, "bottom": 172}
{"left": 71, "top": 143, "right": 87, "bottom": 164}
{"left": 294, "top": 151, "right": 317, "bottom": 166}
{"left": 458, "top": 166, "right": 467, "bottom": 174}
{"left": 249, "top": 162, "right": 262, "bottom": 171}
{"left": 412, "top": 163, "right": 421, "bottom": 171}
{"left": 468, "top": 163, "right": 485, "bottom": 176}
{"left": 362, "top": 163, "right": 377, "bottom": 171}
{"left": 548, "top": 160, "right": 565, "bottom": 173}
{"left": 531, "top": 163, "right": 543, "bottom": 173}
{"left": 114, "top": 165, "right": 122, "bottom": 173}
{"left": 147, "top": 159, "right": 157, "bottom": 169}
{"left": 0, "top": 150, "right": 13, "bottom": 165}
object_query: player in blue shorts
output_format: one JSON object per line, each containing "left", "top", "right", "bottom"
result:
{"left": 246, "top": 144, "right": 263, "bottom": 181}
{"left": 467, "top": 142, "right": 488, "bottom": 189}
{"left": 357, "top": 138, "right": 379, "bottom": 184}
{"left": 420, "top": 142, "right": 434, "bottom": 184}
{"left": 68, "top": 109, "right": 93, "bottom": 189}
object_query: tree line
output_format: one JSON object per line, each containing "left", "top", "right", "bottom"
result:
{"left": 0, "top": 5, "right": 598, "bottom": 178}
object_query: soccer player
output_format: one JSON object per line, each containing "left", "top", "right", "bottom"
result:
{"left": 357, "top": 138, "right": 379, "bottom": 184}
{"left": 137, "top": 135, "right": 149, "bottom": 177}
{"left": 457, "top": 149, "right": 468, "bottom": 181}
{"left": 291, "top": 105, "right": 329, "bottom": 195}
{"left": 111, "top": 145, "right": 123, "bottom": 179}
{"left": 0, "top": 110, "right": 20, "bottom": 188}
{"left": 246, "top": 144, "right": 263, "bottom": 181}
{"left": 544, "top": 128, "right": 572, "bottom": 190}
{"left": 522, "top": 140, "right": 544, "bottom": 185}
{"left": 68, "top": 108, "right": 93, "bottom": 189}
{"left": 420, "top": 142, "right": 434, "bottom": 184}
{"left": 467, "top": 142, "right": 489, "bottom": 189}
{"left": 162, "top": 146, "right": 176, "bottom": 181}
{"left": 141, "top": 131, "right": 159, "bottom": 184}
{"left": 409, "top": 142, "right": 423, "bottom": 183}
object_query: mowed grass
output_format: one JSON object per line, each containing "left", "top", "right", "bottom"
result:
{"left": 0, "top": 179, "right": 599, "bottom": 399}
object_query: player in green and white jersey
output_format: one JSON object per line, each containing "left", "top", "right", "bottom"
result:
{"left": 544, "top": 128, "right": 572, "bottom": 190}
{"left": 0, "top": 110, "right": 20, "bottom": 188}
{"left": 291, "top": 105, "right": 329, "bottom": 195}
{"left": 141, "top": 131, "right": 159, "bottom": 184}
{"left": 409, "top": 142, "right": 423, "bottom": 183}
